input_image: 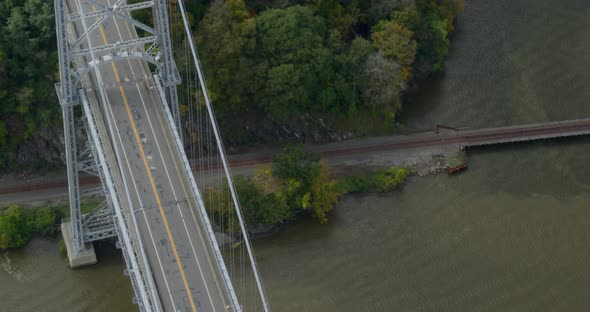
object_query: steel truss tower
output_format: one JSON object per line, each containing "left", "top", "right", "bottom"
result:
{"left": 55, "top": 0, "right": 182, "bottom": 255}
{"left": 56, "top": 0, "right": 182, "bottom": 310}
{"left": 56, "top": 1, "right": 270, "bottom": 311}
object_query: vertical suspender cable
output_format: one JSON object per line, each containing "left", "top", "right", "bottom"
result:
{"left": 176, "top": 0, "right": 271, "bottom": 310}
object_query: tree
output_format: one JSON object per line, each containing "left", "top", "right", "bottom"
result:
{"left": 304, "top": 0, "right": 360, "bottom": 40}
{"left": 306, "top": 160, "right": 338, "bottom": 223}
{"left": 311, "top": 32, "right": 376, "bottom": 116}
{"left": 413, "top": 0, "right": 451, "bottom": 74}
{"left": 233, "top": 175, "right": 294, "bottom": 226}
{"left": 272, "top": 144, "right": 320, "bottom": 183}
{"left": 371, "top": 19, "right": 417, "bottom": 81}
{"left": 27, "top": 207, "right": 57, "bottom": 236}
{"left": 0, "top": 205, "right": 31, "bottom": 249}
{"left": 0, "top": 0, "right": 60, "bottom": 170}
{"left": 366, "top": 0, "right": 415, "bottom": 24}
{"left": 0, "top": 204, "right": 57, "bottom": 249}
{"left": 262, "top": 64, "right": 308, "bottom": 119}
{"left": 197, "top": 0, "right": 256, "bottom": 113}
{"left": 256, "top": 5, "right": 333, "bottom": 120}
{"left": 437, "top": 0, "right": 465, "bottom": 32}
{"left": 371, "top": 166, "right": 408, "bottom": 192}
{"left": 272, "top": 145, "right": 338, "bottom": 223}
{"left": 362, "top": 52, "right": 404, "bottom": 117}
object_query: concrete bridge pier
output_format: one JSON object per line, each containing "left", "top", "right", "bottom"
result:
{"left": 61, "top": 222, "right": 97, "bottom": 268}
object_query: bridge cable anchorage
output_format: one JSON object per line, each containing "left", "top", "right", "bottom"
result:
{"left": 175, "top": 0, "right": 272, "bottom": 310}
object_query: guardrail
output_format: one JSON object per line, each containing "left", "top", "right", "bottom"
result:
{"left": 153, "top": 74, "right": 242, "bottom": 311}
{"left": 80, "top": 90, "right": 159, "bottom": 312}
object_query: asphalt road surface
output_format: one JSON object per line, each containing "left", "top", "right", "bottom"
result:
{"left": 67, "top": 1, "right": 234, "bottom": 311}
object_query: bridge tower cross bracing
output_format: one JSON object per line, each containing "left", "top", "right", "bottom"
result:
{"left": 56, "top": 0, "right": 271, "bottom": 310}
{"left": 55, "top": 0, "right": 85, "bottom": 256}
{"left": 152, "top": 0, "right": 182, "bottom": 142}
{"left": 54, "top": 0, "right": 185, "bottom": 309}
{"left": 55, "top": 0, "right": 184, "bottom": 255}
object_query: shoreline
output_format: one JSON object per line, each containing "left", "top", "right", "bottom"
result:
{"left": 0, "top": 141, "right": 463, "bottom": 207}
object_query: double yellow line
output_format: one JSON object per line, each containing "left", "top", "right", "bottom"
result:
{"left": 96, "top": 16, "right": 198, "bottom": 312}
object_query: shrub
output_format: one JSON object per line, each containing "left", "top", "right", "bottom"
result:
{"left": 272, "top": 145, "right": 339, "bottom": 223}
{"left": 371, "top": 167, "right": 409, "bottom": 192}
{"left": 0, "top": 205, "right": 58, "bottom": 249}
{"left": 337, "top": 166, "right": 409, "bottom": 194}
{"left": 0, "top": 205, "right": 31, "bottom": 249}
{"left": 28, "top": 207, "right": 58, "bottom": 236}
{"left": 234, "top": 175, "right": 294, "bottom": 226}
{"left": 337, "top": 175, "right": 372, "bottom": 193}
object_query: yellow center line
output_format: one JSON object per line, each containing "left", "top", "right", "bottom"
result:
{"left": 95, "top": 13, "right": 198, "bottom": 312}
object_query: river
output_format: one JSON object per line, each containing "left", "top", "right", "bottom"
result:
{"left": 2, "top": 0, "right": 590, "bottom": 311}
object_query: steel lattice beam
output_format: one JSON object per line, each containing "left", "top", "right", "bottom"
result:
{"left": 68, "top": 1, "right": 155, "bottom": 21}
{"left": 56, "top": 0, "right": 85, "bottom": 254}
{"left": 55, "top": 0, "right": 163, "bottom": 309}
{"left": 153, "top": 0, "right": 182, "bottom": 142}
{"left": 73, "top": 35, "right": 157, "bottom": 57}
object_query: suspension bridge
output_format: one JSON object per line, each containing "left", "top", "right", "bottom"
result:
{"left": 50, "top": 0, "right": 590, "bottom": 311}
{"left": 55, "top": 0, "right": 269, "bottom": 311}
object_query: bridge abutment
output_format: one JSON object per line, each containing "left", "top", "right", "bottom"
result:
{"left": 61, "top": 222, "right": 97, "bottom": 268}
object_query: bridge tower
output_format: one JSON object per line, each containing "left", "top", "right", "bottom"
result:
{"left": 55, "top": 0, "right": 182, "bottom": 264}
{"left": 55, "top": 0, "right": 270, "bottom": 311}
{"left": 54, "top": 1, "right": 187, "bottom": 310}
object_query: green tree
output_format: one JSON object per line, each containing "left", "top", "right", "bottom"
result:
{"left": 272, "top": 145, "right": 338, "bottom": 223}
{"left": 0, "top": 0, "right": 60, "bottom": 169}
{"left": 413, "top": 0, "right": 451, "bottom": 73}
{"left": 371, "top": 19, "right": 417, "bottom": 81}
{"left": 204, "top": 174, "right": 294, "bottom": 233}
{"left": 337, "top": 166, "right": 408, "bottom": 193}
{"left": 335, "top": 37, "right": 373, "bottom": 115}
{"left": 197, "top": 0, "right": 256, "bottom": 113}
{"left": 366, "top": 0, "right": 414, "bottom": 24}
{"left": 256, "top": 5, "right": 333, "bottom": 120}
{"left": 324, "top": 36, "right": 373, "bottom": 115}
{"left": 371, "top": 166, "right": 408, "bottom": 192}
{"left": 204, "top": 186, "right": 239, "bottom": 234}
{"left": 27, "top": 207, "right": 57, "bottom": 236}
{"left": 306, "top": 160, "right": 338, "bottom": 223}
{"left": 303, "top": 0, "right": 360, "bottom": 40}
{"left": 362, "top": 52, "right": 404, "bottom": 117}
{"left": 233, "top": 175, "right": 294, "bottom": 226}
{"left": 437, "top": 0, "right": 465, "bottom": 32}
{"left": 272, "top": 144, "right": 320, "bottom": 183}
{"left": 0, "top": 205, "right": 31, "bottom": 249}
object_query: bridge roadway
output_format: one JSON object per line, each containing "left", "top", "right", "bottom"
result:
{"left": 70, "top": 1, "right": 233, "bottom": 311}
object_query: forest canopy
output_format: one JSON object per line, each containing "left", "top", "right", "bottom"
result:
{"left": 0, "top": 0, "right": 463, "bottom": 170}
{"left": 196, "top": 0, "right": 464, "bottom": 140}
{"left": 0, "top": 0, "right": 60, "bottom": 170}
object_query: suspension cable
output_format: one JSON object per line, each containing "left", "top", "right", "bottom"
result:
{"left": 175, "top": 1, "right": 271, "bottom": 310}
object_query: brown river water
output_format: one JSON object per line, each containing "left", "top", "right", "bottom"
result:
{"left": 2, "top": 0, "right": 590, "bottom": 311}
